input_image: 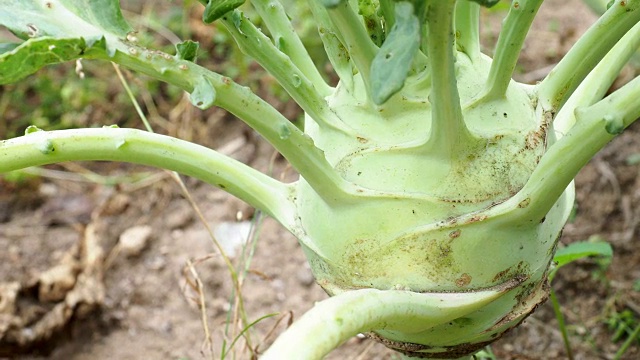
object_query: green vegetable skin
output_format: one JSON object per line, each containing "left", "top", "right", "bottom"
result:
{"left": 1, "top": 0, "right": 640, "bottom": 358}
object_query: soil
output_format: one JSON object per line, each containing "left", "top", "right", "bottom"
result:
{"left": 1, "top": 0, "right": 640, "bottom": 359}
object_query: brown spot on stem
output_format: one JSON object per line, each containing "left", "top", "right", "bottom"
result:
{"left": 455, "top": 273, "right": 472, "bottom": 287}
{"left": 468, "top": 214, "right": 488, "bottom": 223}
{"left": 518, "top": 198, "right": 531, "bottom": 208}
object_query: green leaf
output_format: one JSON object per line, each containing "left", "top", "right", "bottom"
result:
{"left": 203, "top": 0, "right": 246, "bottom": 24}
{"left": 553, "top": 240, "right": 613, "bottom": 267}
{"left": 0, "top": 0, "right": 131, "bottom": 47}
{"left": 176, "top": 40, "right": 200, "bottom": 62}
{"left": 370, "top": 2, "right": 420, "bottom": 105}
{"left": 549, "top": 239, "right": 613, "bottom": 282}
{"left": 0, "top": 37, "right": 105, "bottom": 84}
{"left": 468, "top": 0, "right": 501, "bottom": 8}
{"left": 0, "top": 0, "right": 132, "bottom": 83}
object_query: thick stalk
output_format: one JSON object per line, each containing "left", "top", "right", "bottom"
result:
{"left": 213, "top": 73, "right": 354, "bottom": 204}
{"left": 454, "top": 0, "right": 481, "bottom": 61}
{"left": 537, "top": 0, "right": 640, "bottom": 111}
{"left": 262, "top": 282, "right": 518, "bottom": 359}
{"left": 424, "top": 0, "right": 473, "bottom": 160}
{"left": 0, "top": 128, "right": 295, "bottom": 226}
{"left": 306, "top": 0, "right": 346, "bottom": 45}
{"left": 305, "top": 0, "right": 354, "bottom": 90}
{"left": 379, "top": 0, "right": 396, "bottom": 29}
{"left": 511, "top": 75, "right": 640, "bottom": 223}
{"left": 553, "top": 20, "right": 640, "bottom": 138}
{"left": 249, "top": 0, "right": 332, "bottom": 95}
{"left": 479, "top": 0, "right": 544, "bottom": 101}
{"left": 583, "top": 0, "right": 609, "bottom": 13}
{"left": 219, "top": 12, "right": 348, "bottom": 132}
{"left": 327, "top": 1, "right": 377, "bottom": 92}
{"left": 89, "top": 48, "right": 352, "bottom": 204}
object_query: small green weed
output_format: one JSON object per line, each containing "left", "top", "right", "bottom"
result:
{"left": 605, "top": 306, "right": 640, "bottom": 359}
{"left": 549, "top": 239, "right": 614, "bottom": 360}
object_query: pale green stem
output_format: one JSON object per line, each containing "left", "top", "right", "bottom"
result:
{"left": 249, "top": 0, "right": 332, "bottom": 95}
{"left": 0, "top": 128, "right": 296, "bottom": 227}
{"left": 553, "top": 20, "right": 640, "bottom": 139}
{"left": 454, "top": 0, "right": 480, "bottom": 61}
{"left": 584, "top": 0, "right": 609, "bottom": 13}
{"left": 262, "top": 281, "right": 519, "bottom": 359}
{"left": 213, "top": 72, "right": 354, "bottom": 204}
{"left": 512, "top": 75, "right": 640, "bottom": 223}
{"left": 327, "top": 1, "right": 378, "bottom": 92}
{"left": 219, "top": 12, "right": 348, "bottom": 132}
{"left": 89, "top": 47, "right": 350, "bottom": 203}
{"left": 306, "top": 0, "right": 346, "bottom": 45}
{"left": 114, "top": 63, "right": 255, "bottom": 344}
{"left": 420, "top": 19, "right": 429, "bottom": 56}
{"left": 306, "top": 0, "right": 354, "bottom": 90}
{"left": 424, "top": 0, "right": 473, "bottom": 160}
{"left": 317, "top": 26, "right": 354, "bottom": 91}
{"left": 379, "top": 0, "right": 396, "bottom": 29}
{"left": 479, "top": 0, "right": 544, "bottom": 101}
{"left": 537, "top": 0, "right": 640, "bottom": 111}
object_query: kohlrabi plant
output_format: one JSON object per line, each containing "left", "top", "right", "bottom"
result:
{"left": 1, "top": 0, "right": 640, "bottom": 358}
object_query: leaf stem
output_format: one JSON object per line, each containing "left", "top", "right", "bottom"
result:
{"left": 479, "top": 0, "right": 544, "bottom": 101}
{"left": 537, "top": 0, "right": 640, "bottom": 111}
{"left": 454, "top": 0, "right": 481, "bottom": 61}
{"left": 249, "top": 0, "right": 332, "bottom": 95}
{"left": 0, "top": 128, "right": 296, "bottom": 226}
{"left": 326, "top": 1, "right": 377, "bottom": 92}
{"left": 553, "top": 20, "right": 640, "bottom": 139}
{"left": 219, "top": 11, "right": 347, "bottom": 132}
{"left": 262, "top": 283, "right": 517, "bottom": 359}
{"left": 424, "top": 0, "right": 473, "bottom": 159}
{"left": 93, "top": 47, "right": 350, "bottom": 203}
{"left": 305, "top": 0, "right": 353, "bottom": 90}
{"left": 513, "top": 74, "right": 640, "bottom": 223}
{"left": 379, "top": 0, "right": 396, "bottom": 30}
{"left": 213, "top": 75, "right": 355, "bottom": 203}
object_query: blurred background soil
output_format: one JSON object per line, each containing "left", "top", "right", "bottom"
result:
{"left": 1, "top": 0, "right": 640, "bottom": 359}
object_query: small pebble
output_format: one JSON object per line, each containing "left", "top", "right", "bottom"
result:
{"left": 119, "top": 225, "right": 153, "bottom": 256}
{"left": 166, "top": 209, "right": 192, "bottom": 229}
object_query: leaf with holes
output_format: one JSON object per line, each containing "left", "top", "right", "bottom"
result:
{"left": 370, "top": 1, "right": 420, "bottom": 104}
